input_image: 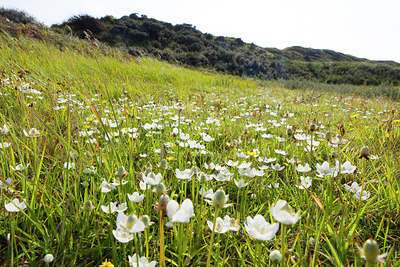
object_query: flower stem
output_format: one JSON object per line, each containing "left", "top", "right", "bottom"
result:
{"left": 178, "top": 223, "right": 184, "bottom": 267}
{"left": 159, "top": 211, "right": 165, "bottom": 267}
{"left": 256, "top": 241, "right": 262, "bottom": 266}
{"left": 206, "top": 207, "right": 220, "bottom": 267}
{"left": 281, "top": 224, "right": 287, "bottom": 265}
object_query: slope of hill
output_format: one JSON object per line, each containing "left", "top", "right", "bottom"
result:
{"left": 49, "top": 13, "right": 400, "bottom": 86}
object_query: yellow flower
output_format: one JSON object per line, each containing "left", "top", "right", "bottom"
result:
{"left": 247, "top": 151, "right": 258, "bottom": 157}
{"left": 166, "top": 156, "right": 174, "bottom": 161}
{"left": 99, "top": 259, "right": 114, "bottom": 267}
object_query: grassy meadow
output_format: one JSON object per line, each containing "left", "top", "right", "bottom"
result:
{"left": 0, "top": 32, "right": 399, "bottom": 266}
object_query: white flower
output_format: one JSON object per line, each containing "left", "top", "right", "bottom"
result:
{"left": 166, "top": 199, "right": 195, "bottom": 226}
{"left": 271, "top": 200, "right": 301, "bottom": 225}
{"left": 200, "top": 188, "right": 214, "bottom": 198}
{"left": 111, "top": 178, "right": 128, "bottom": 186}
{"left": 0, "top": 142, "right": 11, "bottom": 149}
{"left": 236, "top": 152, "right": 250, "bottom": 159}
{"left": 268, "top": 183, "right": 280, "bottom": 188}
{"left": 0, "top": 178, "right": 12, "bottom": 189}
{"left": 296, "top": 163, "right": 311, "bottom": 173}
{"left": 244, "top": 214, "right": 280, "bottom": 241}
{"left": 234, "top": 178, "right": 248, "bottom": 188}
{"left": 101, "top": 202, "right": 127, "bottom": 214}
{"left": 340, "top": 161, "right": 356, "bottom": 174}
{"left": 24, "top": 128, "right": 40, "bottom": 137}
{"left": 238, "top": 168, "right": 257, "bottom": 178}
{"left": 101, "top": 180, "right": 116, "bottom": 193}
{"left": 354, "top": 190, "right": 370, "bottom": 201}
{"left": 346, "top": 182, "right": 370, "bottom": 201}
{"left": 274, "top": 149, "right": 288, "bottom": 155}
{"left": 63, "top": 162, "right": 75, "bottom": 170}
{"left": 0, "top": 124, "right": 9, "bottom": 135}
{"left": 224, "top": 215, "right": 240, "bottom": 231}
{"left": 269, "top": 250, "right": 282, "bottom": 264}
{"left": 344, "top": 182, "right": 362, "bottom": 194}
{"left": 116, "top": 213, "right": 145, "bottom": 233}
{"left": 175, "top": 168, "right": 193, "bottom": 180}
{"left": 207, "top": 217, "right": 229, "bottom": 234}
{"left": 271, "top": 163, "right": 285, "bottom": 171}
{"left": 128, "top": 192, "right": 145, "bottom": 203}
{"left": 225, "top": 160, "right": 238, "bottom": 167}
{"left": 128, "top": 254, "right": 157, "bottom": 267}
{"left": 142, "top": 172, "right": 162, "bottom": 185}
{"left": 11, "top": 163, "right": 29, "bottom": 171}
{"left": 316, "top": 162, "right": 336, "bottom": 178}
{"left": 44, "top": 254, "right": 54, "bottom": 263}
{"left": 5, "top": 198, "right": 27, "bottom": 212}
{"left": 237, "top": 161, "right": 252, "bottom": 169}
{"left": 295, "top": 176, "right": 312, "bottom": 189}
{"left": 112, "top": 228, "right": 134, "bottom": 243}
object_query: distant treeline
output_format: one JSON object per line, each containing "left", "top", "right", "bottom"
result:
{"left": 49, "top": 13, "right": 400, "bottom": 86}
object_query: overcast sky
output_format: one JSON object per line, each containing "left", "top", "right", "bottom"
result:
{"left": 3, "top": 0, "right": 400, "bottom": 63}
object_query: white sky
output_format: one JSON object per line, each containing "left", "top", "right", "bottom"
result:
{"left": 3, "top": 0, "right": 400, "bottom": 63}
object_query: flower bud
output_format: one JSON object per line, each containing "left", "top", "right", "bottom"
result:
{"left": 159, "top": 159, "right": 168, "bottom": 170}
{"left": 190, "top": 166, "right": 198, "bottom": 175}
{"left": 287, "top": 128, "right": 293, "bottom": 136}
{"left": 144, "top": 167, "right": 152, "bottom": 176}
{"left": 213, "top": 189, "right": 227, "bottom": 208}
{"left": 155, "top": 183, "right": 165, "bottom": 195}
{"left": 269, "top": 250, "right": 282, "bottom": 264}
{"left": 199, "top": 172, "right": 207, "bottom": 183}
{"left": 83, "top": 200, "right": 95, "bottom": 211}
{"left": 44, "top": 254, "right": 54, "bottom": 263}
{"left": 325, "top": 131, "right": 333, "bottom": 140}
{"left": 362, "top": 239, "right": 379, "bottom": 262}
{"left": 309, "top": 124, "right": 317, "bottom": 132}
{"left": 158, "top": 194, "right": 170, "bottom": 214}
{"left": 117, "top": 166, "right": 127, "bottom": 177}
{"left": 360, "top": 146, "right": 370, "bottom": 158}
{"left": 140, "top": 215, "right": 152, "bottom": 227}
{"left": 126, "top": 214, "right": 138, "bottom": 229}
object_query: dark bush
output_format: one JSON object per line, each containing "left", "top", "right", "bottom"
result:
{"left": 0, "top": 8, "right": 39, "bottom": 25}
{"left": 66, "top": 15, "right": 106, "bottom": 34}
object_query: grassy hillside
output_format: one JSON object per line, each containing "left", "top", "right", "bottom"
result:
{"left": 1, "top": 14, "right": 400, "bottom": 266}
{"left": 50, "top": 13, "right": 400, "bottom": 86}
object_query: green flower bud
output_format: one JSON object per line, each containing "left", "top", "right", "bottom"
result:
{"left": 190, "top": 166, "right": 198, "bottom": 175}
{"left": 287, "top": 128, "right": 293, "bottom": 135}
{"left": 155, "top": 183, "right": 165, "bottom": 195}
{"left": 144, "top": 167, "right": 152, "bottom": 176}
{"left": 126, "top": 214, "right": 138, "bottom": 229}
{"left": 140, "top": 215, "right": 151, "bottom": 227}
{"left": 199, "top": 172, "right": 207, "bottom": 183}
{"left": 309, "top": 124, "right": 317, "bottom": 132}
{"left": 117, "top": 166, "right": 127, "bottom": 177}
{"left": 159, "top": 159, "right": 168, "bottom": 170}
{"left": 325, "top": 131, "right": 333, "bottom": 140}
{"left": 83, "top": 200, "right": 95, "bottom": 211}
{"left": 213, "top": 189, "right": 227, "bottom": 208}
{"left": 362, "top": 239, "right": 379, "bottom": 263}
